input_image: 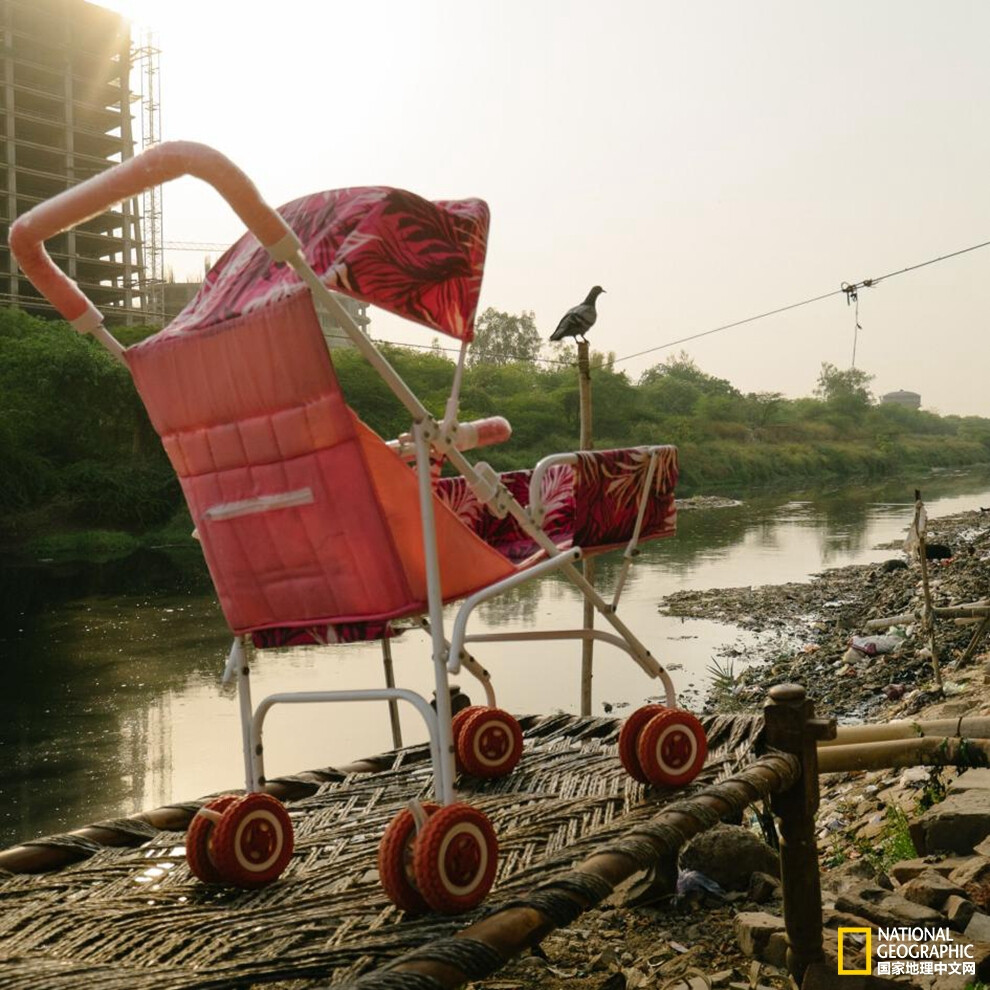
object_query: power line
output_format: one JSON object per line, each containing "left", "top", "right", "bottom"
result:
{"left": 372, "top": 336, "right": 574, "bottom": 367}
{"left": 612, "top": 236, "right": 990, "bottom": 367}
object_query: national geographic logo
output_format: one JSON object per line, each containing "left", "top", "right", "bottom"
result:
{"left": 837, "top": 928, "right": 871, "bottom": 975}
{"left": 837, "top": 926, "right": 976, "bottom": 978}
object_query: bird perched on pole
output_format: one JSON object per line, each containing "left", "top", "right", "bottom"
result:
{"left": 549, "top": 286, "right": 605, "bottom": 343}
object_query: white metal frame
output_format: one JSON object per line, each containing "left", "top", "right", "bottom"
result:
{"left": 71, "top": 212, "right": 680, "bottom": 810}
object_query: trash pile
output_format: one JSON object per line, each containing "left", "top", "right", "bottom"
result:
{"left": 661, "top": 508, "right": 990, "bottom": 719}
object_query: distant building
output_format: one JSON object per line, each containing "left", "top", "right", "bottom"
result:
{"left": 1, "top": 0, "right": 150, "bottom": 320}
{"left": 881, "top": 389, "right": 921, "bottom": 410}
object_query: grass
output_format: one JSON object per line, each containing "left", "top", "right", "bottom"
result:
{"left": 855, "top": 805, "right": 917, "bottom": 874}
{"left": 706, "top": 656, "right": 745, "bottom": 712}
{"left": 28, "top": 528, "right": 141, "bottom": 561}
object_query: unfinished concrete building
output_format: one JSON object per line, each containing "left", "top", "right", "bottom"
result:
{"left": 1, "top": 0, "right": 145, "bottom": 320}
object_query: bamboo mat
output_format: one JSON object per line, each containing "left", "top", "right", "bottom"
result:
{"left": 0, "top": 713, "right": 763, "bottom": 990}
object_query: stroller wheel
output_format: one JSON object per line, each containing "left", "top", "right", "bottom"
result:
{"left": 456, "top": 708, "right": 523, "bottom": 779}
{"left": 210, "top": 792, "right": 294, "bottom": 889}
{"left": 636, "top": 709, "right": 708, "bottom": 788}
{"left": 618, "top": 704, "right": 667, "bottom": 783}
{"left": 452, "top": 705, "right": 484, "bottom": 748}
{"left": 378, "top": 803, "right": 439, "bottom": 914}
{"left": 185, "top": 794, "right": 239, "bottom": 884}
{"left": 412, "top": 803, "right": 498, "bottom": 914}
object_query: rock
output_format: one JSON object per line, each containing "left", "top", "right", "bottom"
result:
{"left": 965, "top": 912, "right": 990, "bottom": 943}
{"left": 950, "top": 769, "right": 990, "bottom": 794}
{"left": 589, "top": 947, "right": 620, "bottom": 971}
{"left": 747, "top": 872, "right": 781, "bottom": 904}
{"left": 911, "top": 790, "right": 990, "bottom": 854}
{"left": 945, "top": 894, "right": 977, "bottom": 932}
{"left": 899, "top": 766, "right": 931, "bottom": 787}
{"left": 680, "top": 825, "right": 779, "bottom": 891}
{"left": 826, "top": 858, "right": 879, "bottom": 893}
{"left": 889, "top": 856, "right": 973, "bottom": 884}
{"left": 763, "top": 931, "right": 789, "bottom": 969}
{"left": 617, "top": 858, "right": 678, "bottom": 907}
{"left": 948, "top": 857, "right": 990, "bottom": 888}
{"left": 900, "top": 869, "right": 966, "bottom": 908}
{"left": 734, "top": 911, "right": 785, "bottom": 960}
{"left": 834, "top": 882, "right": 944, "bottom": 927}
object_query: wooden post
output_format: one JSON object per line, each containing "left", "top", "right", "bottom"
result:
{"left": 578, "top": 340, "right": 595, "bottom": 716}
{"left": 764, "top": 683, "right": 835, "bottom": 983}
{"left": 381, "top": 636, "right": 403, "bottom": 750}
{"left": 914, "top": 491, "right": 944, "bottom": 690}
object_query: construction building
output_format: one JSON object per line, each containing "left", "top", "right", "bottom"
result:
{"left": 0, "top": 0, "right": 155, "bottom": 322}
{"left": 0, "top": 0, "right": 370, "bottom": 341}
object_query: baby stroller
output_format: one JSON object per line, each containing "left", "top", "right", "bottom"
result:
{"left": 11, "top": 141, "right": 707, "bottom": 914}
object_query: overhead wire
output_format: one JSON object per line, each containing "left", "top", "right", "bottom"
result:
{"left": 611, "top": 236, "right": 990, "bottom": 368}
{"left": 364, "top": 335, "right": 576, "bottom": 368}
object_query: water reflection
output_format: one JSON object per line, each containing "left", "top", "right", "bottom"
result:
{"left": 1, "top": 467, "right": 989, "bottom": 848}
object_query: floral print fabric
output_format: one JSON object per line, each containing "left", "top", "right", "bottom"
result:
{"left": 436, "top": 445, "right": 678, "bottom": 563}
{"left": 166, "top": 187, "right": 489, "bottom": 342}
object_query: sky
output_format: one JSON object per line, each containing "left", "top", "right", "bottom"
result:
{"left": 103, "top": 0, "right": 990, "bottom": 415}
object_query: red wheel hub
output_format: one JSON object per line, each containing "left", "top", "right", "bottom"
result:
{"left": 663, "top": 729, "right": 692, "bottom": 768}
{"left": 239, "top": 815, "right": 279, "bottom": 864}
{"left": 443, "top": 829, "right": 483, "bottom": 887}
{"left": 477, "top": 723, "right": 509, "bottom": 761}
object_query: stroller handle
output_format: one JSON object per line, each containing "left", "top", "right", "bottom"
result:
{"left": 9, "top": 141, "right": 299, "bottom": 330}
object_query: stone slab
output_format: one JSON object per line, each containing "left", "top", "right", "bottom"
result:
{"left": 911, "top": 791, "right": 990, "bottom": 855}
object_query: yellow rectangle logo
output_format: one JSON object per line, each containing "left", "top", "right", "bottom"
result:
{"left": 838, "top": 927, "right": 872, "bottom": 975}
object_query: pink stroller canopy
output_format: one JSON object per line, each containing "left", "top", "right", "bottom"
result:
{"left": 166, "top": 188, "right": 490, "bottom": 342}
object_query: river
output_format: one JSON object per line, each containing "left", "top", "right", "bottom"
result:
{"left": 2, "top": 467, "right": 990, "bottom": 849}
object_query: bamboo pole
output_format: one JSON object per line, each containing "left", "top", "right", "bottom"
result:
{"left": 348, "top": 749, "right": 801, "bottom": 990}
{"left": 864, "top": 603, "right": 989, "bottom": 632}
{"left": 960, "top": 614, "right": 990, "bottom": 664}
{"left": 577, "top": 339, "right": 595, "bottom": 716}
{"left": 914, "top": 492, "right": 943, "bottom": 690}
{"left": 0, "top": 756, "right": 392, "bottom": 875}
{"left": 818, "top": 736, "right": 990, "bottom": 774}
{"left": 863, "top": 612, "right": 917, "bottom": 631}
{"left": 820, "top": 717, "right": 990, "bottom": 748}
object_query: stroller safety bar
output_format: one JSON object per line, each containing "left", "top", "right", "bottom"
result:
{"left": 9, "top": 141, "right": 299, "bottom": 332}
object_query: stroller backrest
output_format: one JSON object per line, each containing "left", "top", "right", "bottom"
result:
{"left": 126, "top": 291, "right": 514, "bottom": 636}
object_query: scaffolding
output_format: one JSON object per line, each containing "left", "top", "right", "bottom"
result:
{"left": 0, "top": 0, "right": 147, "bottom": 322}
{"left": 135, "top": 27, "right": 162, "bottom": 325}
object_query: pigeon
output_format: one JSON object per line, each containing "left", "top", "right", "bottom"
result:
{"left": 549, "top": 285, "right": 605, "bottom": 343}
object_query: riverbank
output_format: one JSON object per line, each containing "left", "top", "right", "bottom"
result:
{"left": 662, "top": 505, "right": 990, "bottom": 720}
{"left": 468, "top": 504, "right": 990, "bottom": 990}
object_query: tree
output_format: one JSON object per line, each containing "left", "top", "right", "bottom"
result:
{"left": 470, "top": 308, "right": 542, "bottom": 366}
{"left": 814, "top": 362, "right": 874, "bottom": 405}
{"left": 638, "top": 352, "right": 738, "bottom": 398}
